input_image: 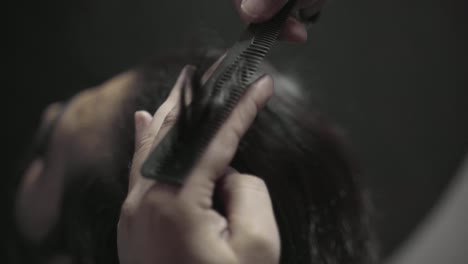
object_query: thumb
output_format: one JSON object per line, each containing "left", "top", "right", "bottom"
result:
{"left": 134, "top": 111, "right": 153, "bottom": 149}
{"left": 235, "top": 0, "right": 288, "bottom": 23}
{"left": 220, "top": 169, "right": 280, "bottom": 263}
{"left": 129, "top": 111, "right": 152, "bottom": 190}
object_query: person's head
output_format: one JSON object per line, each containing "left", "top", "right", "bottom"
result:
{"left": 12, "top": 48, "right": 377, "bottom": 264}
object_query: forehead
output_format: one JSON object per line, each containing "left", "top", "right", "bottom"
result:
{"left": 16, "top": 70, "right": 145, "bottom": 243}
{"left": 48, "top": 71, "right": 138, "bottom": 168}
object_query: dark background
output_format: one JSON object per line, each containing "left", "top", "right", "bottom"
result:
{"left": 8, "top": 0, "right": 468, "bottom": 260}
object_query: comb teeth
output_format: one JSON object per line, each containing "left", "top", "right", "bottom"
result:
{"left": 208, "top": 0, "right": 296, "bottom": 98}
{"left": 141, "top": 0, "right": 298, "bottom": 184}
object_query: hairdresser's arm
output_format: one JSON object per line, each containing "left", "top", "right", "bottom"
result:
{"left": 117, "top": 66, "right": 279, "bottom": 264}
{"left": 232, "top": 0, "right": 326, "bottom": 42}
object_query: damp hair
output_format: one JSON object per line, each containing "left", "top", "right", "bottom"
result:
{"left": 11, "top": 48, "right": 378, "bottom": 264}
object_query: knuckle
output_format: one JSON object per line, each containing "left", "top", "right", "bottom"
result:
{"left": 142, "top": 190, "right": 162, "bottom": 210}
{"left": 160, "top": 106, "right": 179, "bottom": 131}
{"left": 119, "top": 201, "right": 136, "bottom": 222}
{"left": 210, "top": 128, "right": 240, "bottom": 165}
{"left": 242, "top": 227, "right": 280, "bottom": 260}
{"left": 237, "top": 95, "right": 258, "bottom": 126}
{"left": 141, "top": 131, "right": 157, "bottom": 144}
{"left": 241, "top": 174, "right": 267, "bottom": 191}
{"left": 227, "top": 93, "right": 260, "bottom": 142}
{"left": 158, "top": 94, "right": 180, "bottom": 116}
{"left": 155, "top": 104, "right": 171, "bottom": 116}
{"left": 223, "top": 127, "right": 242, "bottom": 150}
{"left": 142, "top": 188, "right": 178, "bottom": 217}
{"left": 165, "top": 95, "right": 181, "bottom": 107}
{"left": 136, "top": 134, "right": 154, "bottom": 151}
{"left": 246, "top": 89, "right": 262, "bottom": 113}
{"left": 226, "top": 174, "right": 268, "bottom": 195}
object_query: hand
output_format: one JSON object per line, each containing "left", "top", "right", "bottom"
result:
{"left": 232, "top": 0, "right": 327, "bottom": 42}
{"left": 117, "top": 65, "right": 280, "bottom": 264}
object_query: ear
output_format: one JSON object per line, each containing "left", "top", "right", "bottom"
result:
{"left": 15, "top": 158, "right": 57, "bottom": 243}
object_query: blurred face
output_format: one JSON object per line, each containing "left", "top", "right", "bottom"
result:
{"left": 15, "top": 71, "right": 141, "bottom": 242}
{"left": 15, "top": 57, "right": 224, "bottom": 244}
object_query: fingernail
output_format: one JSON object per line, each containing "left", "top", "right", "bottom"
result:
{"left": 241, "top": 0, "right": 266, "bottom": 19}
{"left": 251, "top": 74, "right": 274, "bottom": 105}
{"left": 134, "top": 111, "right": 151, "bottom": 140}
{"left": 134, "top": 111, "right": 143, "bottom": 139}
{"left": 287, "top": 18, "right": 308, "bottom": 43}
{"left": 253, "top": 74, "right": 274, "bottom": 88}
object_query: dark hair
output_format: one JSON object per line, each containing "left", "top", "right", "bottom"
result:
{"left": 13, "top": 48, "right": 377, "bottom": 264}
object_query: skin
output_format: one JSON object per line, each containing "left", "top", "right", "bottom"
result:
{"left": 15, "top": 71, "right": 140, "bottom": 243}
{"left": 17, "top": 64, "right": 279, "bottom": 263}
{"left": 15, "top": 0, "right": 327, "bottom": 262}
{"left": 233, "top": 0, "right": 327, "bottom": 42}
{"left": 118, "top": 66, "right": 280, "bottom": 264}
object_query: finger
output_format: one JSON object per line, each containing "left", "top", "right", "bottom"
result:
{"left": 129, "top": 66, "right": 194, "bottom": 190}
{"left": 234, "top": 0, "right": 288, "bottom": 23}
{"left": 301, "top": 0, "right": 326, "bottom": 14}
{"left": 184, "top": 75, "right": 274, "bottom": 206}
{"left": 143, "top": 65, "right": 195, "bottom": 150}
{"left": 134, "top": 111, "right": 153, "bottom": 149}
{"left": 128, "top": 111, "right": 153, "bottom": 190}
{"left": 278, "top": 17, "right": 308, "bottom": 43}
{"left": 220, "top": 171, "right": 280, "bottom": 263}
{"left": 15, "top": 159, "right": 47, "bottom": 242}
{"left": 201, "top": 53, "right": 227, "bottom": 84}
{"left": 151, "top": 76, "right": 194, "bottom": 149}
{"left": 134, "top": 65, "right": 194, "bottom": 165}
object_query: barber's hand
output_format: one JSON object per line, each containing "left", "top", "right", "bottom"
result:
{"left": 233, "top": 0, "right": 326, "bottom": 42}
{"left": 117, "top": 66, "right": 279, "bottom": 264}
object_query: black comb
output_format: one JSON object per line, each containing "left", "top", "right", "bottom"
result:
{"left": 141, "top": 0, "right": 298, "bottom": 184}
